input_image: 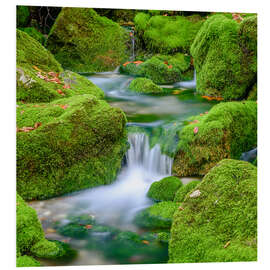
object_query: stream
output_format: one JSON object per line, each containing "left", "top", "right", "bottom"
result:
{"left": 29, "top": 71, "right": 216, "bottom": 266}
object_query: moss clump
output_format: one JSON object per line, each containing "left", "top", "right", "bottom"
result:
{"left": 147, "top": 176, "right": 183, "bottom": 201}
{"left": 16, "top": 255, "right": 41, "bottom": 267}
{"left": 128, "top": 78, "right": 163, "bottom": 94}
{"left": 157, "top": 232, "right": 170, "bottom": 244}
{"left": 17, "top": 95, "right": 127, "bottom": 200}
{"left": 169, "top": 159, "right": 257, "bottom": 263}
{"left": 174, "top": 180, "right": 200, "bottom": 203}
{"left": 17, "top": 29, "right": 104, "bottom": 103}
{"left": 247, "top": 83, "right": 257, "bottom": 101}
{"left": 173, "top": 101, "right": 257, "bottom": 177}
{"left": 18, "top": 27, "right": 46, "bottom": 45}
{"left": 190, "top": 15, "right": 257, "bottom": 100}
{"left": 120, "top": 54, "right": 191, "bottom": 84}
{"left": 134, "top": 13, "right": 204, "bottom": 53}
{"left": 46, "top": 8, "right": 128, "bottom": 72}
{"left": 134, "top": 201, "right": 178, "bottom": 229}
{"left": 16, "top": 6, "right": 30, "bottom": 27}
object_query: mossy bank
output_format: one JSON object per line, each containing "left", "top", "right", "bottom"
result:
{"left": 169, "top": 159, "right": 257, "bottom": 262}
{"left": 46, "top": 8, "right": 129, "bottom": 72}
{"left": 17, "top": 95, "right": 127, "bottom": 200}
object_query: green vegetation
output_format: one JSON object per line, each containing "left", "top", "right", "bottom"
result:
{"left": 174, "top": 180, "right": 200, "bottom": 203}
{"left": 147, "top": 176, "right": 183, "bottom": 201}
{"left": 128, "top": 78, "right": 163, "bottom": 93}
{"left": 16, "top": 194, "right": 75, "bottom": 266}
{"left": 17, "top": 29, "right": 104, "bottom": 103}
{"left": 16, "top": 6, "right": 30, "bottom": 27}
{"left": 17, "top": 95, "right": 127, "bottom": 200}
{"left": 18, "top": 27, "right": 46, "bottom": 44}
{"left": 191, "top": 15, "right": 257, "bottom": 100}
{"left": 173, "top": 101, "right": 257, "bottom": 177}
{"left": 134, "top": 201, "right": 178, "bottom": 229}
{"left": 157, "top": 232, "right": 171, "bottom": 244}
{"left": 169, "top": 159, "right": 257, "bottom": 262}
{"left": 46, "top": 8, "right": 128, "bottom": 72}
{"left": 134, "top": 13, "right": 204, "bottom": 53}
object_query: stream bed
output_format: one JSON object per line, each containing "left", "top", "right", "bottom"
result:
{"left": 29, "top": 71, "right": 216, "bottom": 266}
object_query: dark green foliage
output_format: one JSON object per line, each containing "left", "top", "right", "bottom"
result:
{"left": 46, "top": 8, "right": 128, "bottom": 72}
{"left": 128, "top": 78, "right": 163, "bottom": 93}
{"left": 169, "top": 159, "right": 257, "bottom": 262}
{"left": 18, "top": 27, "right": 46, "bottom": 45}
{"left": 190, "top": 15, "right": 257, "bottom": 100}
{"left": 16, "top": 255, "right": 41, "bottom": 267}
{"left": 174, "top": 180, "right": 200, "bottom": 202}
{"left": 133, "top": 201, "right": 178, "bottom": 229}
{"left": 247, "top": 83, "right": 257, "bottom": 101}
{"left": 134, "top": 13, "right": 204, "bottom": 54}
{"left": 147, "top": 176, "right": 183, "bottom": 201}
{"left": 17, "top": 6, "right": 30, "bottom": 27}
{"left": 157, "top": 232, "right": 171, "bottom": 244}
{"left": 173, "top": 101, "right": 257, "bottom": 176}
{"left": 17, "top": 95, "right": 127, "bottom": 200}
{"left": 58, "top": 224, "right": 89, "bottom": 239}
{"left": 16, "top": 29, "right": 104, "bottom": 103}
{"left": 115, "top": 231, "right": 142, "bottom": 244}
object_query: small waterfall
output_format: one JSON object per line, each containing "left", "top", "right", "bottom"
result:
{"left": 130, "top": 30, "right": 135, "bottom": 60}
{"left": 174, "top": 69, "right": 197, "bottom": 89}
{"left": 126, "top": 132, "right": 172, "bottom": 175}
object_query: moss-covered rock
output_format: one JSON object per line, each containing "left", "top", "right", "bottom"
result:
{"left": 134, "top": 13, "right": 204, "bottom": 53}
{"left": 46, "top": 8, "right": 128, "bottom": 72}
{"left": 128, "top": 78, "right": 163, "bottom": 93}
{"left": 18, "top": 27, "right": 46, "bottom": 44}
{"left": 147, "top": 176, "right": 183, "bottom": 201}
{"left": 174, "top": 180, "right": 200, "bottom": 203}
{"left": 16, "top": 29, "right": 104, "bottom": 103}
{"left": 247, "top": 83, "right": 257, "bottom": 101}
{"left": 157, "top": 232, "right": 170, "bottom": 244}
{"left": 173, "top": 101, "right": 257, "bottom": 177}
{"left": 120, "top": 54, "right": 191, "bottom": 84}
{"left": 16, "top": 194, "right": 75, "bottom": 265}
{"left": 169, "top": 159, "right": 257, "bottom": 262}
{"left": 17, "top": 95, "right": 127, "bottom": 200}
{"left": 133, "top": 201, "right": 178, "bottom": 229}
{"left": 190, "top": 15, "right": 257, "bottom": 100}
{"left": 16, "top": 255, "right": 41, "bottom": 267}
{"left": 16, "top": 6, "right": 30, "bottom": 28}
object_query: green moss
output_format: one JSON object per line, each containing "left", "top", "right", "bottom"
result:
{"left": 173, "top": 101, "right": 257, "bottom": 177}
{"left": 128, "top": 78, "right": 163, "bottom": 93}
{"left": 169, "top": 159, "right": 257, "bottom": 262}
{"left": 174, "top": 180, "right": 200, "bottom": 203}
{"left": 18, "top": 27, "right": 46, "bottom": 45}
{"left": 17, "top": 29, "right": 104, "bottom": 103}
{"left": 16, "top": 255, "right": 41, "bottom": 267}
{"left": 147, "top": 176, "right": 183, "bottom": 201}
{"left": 17, "top": 95, "right": 127, "bottom": 200}
{"left": 134, "top": 13, "right": 204, "bottom": 53}
{"left": 190, "top": 15, "right": 257, "bottom": 100}
{"left": 247, "top": 83, "right": 257, "bottom": 101}
{"left": 157, "top": 232, "right": 170, "bottom": 244}
{"left": 17, "top": 6, "right": 30, "bottom": 27}
{"left": 115, "top": 231, "right": 142, "bottom": 244}
{"left": 46, "top": 8, "right": 128, "bottom": 72}
{"left": 134, "top": 201, "right": 178, "bottom": 229}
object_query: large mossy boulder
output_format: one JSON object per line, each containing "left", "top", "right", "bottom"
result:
{"left": 173, "top": 101, "right": 257, "bottom": 177}
{"left": 16, "top": 29, "right": 104, "bottom": 103}
{"left": 147, "top": 176, "right": 183, "bottom": 201}
{"left": 190, "top": 15, "right": 257, "bottom": 100}
{"left": 16, "top": 194, "right": 75, "bottom": 266}
{"left": 18, "top": 27, "right": 46, "bottom": 44}
{"left": 128, "top": 78, "right": 163, "bottom": 94}
{"left": 134, "top": 13, "right": 204, "bottom": 53}
{"left": 17, "top": 95, "right": 127, "bottom": 200}
{"left": 169, "top": 159, "right": 257, "bottom": 262}
{"left": 133, "top": 201, "right": 178, "bottom": 229}
{"left": 46, "top": 8, "right": 128, "bottom": 72}
{"left": 173, "top": 180, "right": 200, "bottom": 203}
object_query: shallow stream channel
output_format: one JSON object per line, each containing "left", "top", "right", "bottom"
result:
{"left": 29, "top": 71, "right": 216, "bottom": 266}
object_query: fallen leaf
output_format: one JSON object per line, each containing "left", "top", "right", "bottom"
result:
{"left": 63, "top": 84, "right": 71, "bottom": 89}
{"left": 133, "top": 60, "right": 144, "bottom": 66}
{"left": 172, "top": 90, "right": 181, "bottom": 95}
{"left": 57, "top": 89, "right": 65, "bottom": 96}
{"left": 142, "top": 240, "right": 149, "bottom": 245}
{"left": 193, "top": 126, "right": 199, "bottom": 134}
{"left": 200, "top": 113, "right": 203, "bottom": 116}
{"left": 224, "top": 241, "right": 231, "bottom": 248}
{"left": 168, "top": 65, "right": 173, "bottom": 69}
{"left": 85, "top": 224, "right": 92, "bottom": 229}
{"left": 34, "top": 122, "right": 42, "bottom": 129}
{"left": 205, "top": 111, "right": 209, "bottom": 114}
{"left": 123, "top": 61, "right": 132, "bottom": 67}
{"left": 178, "top": 206, "right": 184, "bottom": 211}
{"left": 60, "top": 104, "right": 68, "bottom": 110}
{"left": 20, "top": 110, "right": 24, "bottom": 115}
{"left": 33, "top": 66, "right": 43, "bottom": 72}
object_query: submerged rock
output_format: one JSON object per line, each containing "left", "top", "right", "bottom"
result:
{"left": 169, "top": 159, "right": 257, "bottom": 262}
{"left": 191, "top": 15, "right": 257, "bottom": 100}
{"left": 46, "top": 8, "right": 128, "bottom": 72}
{"left": 16, "top": 95, "right": 127, "bottom": 200}
{"left": 16, "top": 29, "right": 104, "bottom": 103}
{"left": 173, "top": 101, "right": 257, "bottom": 177}
{"left": 128, "top": 77, "right": 163, "bottom": 93}
{"left": 147, "top": 176, "right": 183, "bottom": 202}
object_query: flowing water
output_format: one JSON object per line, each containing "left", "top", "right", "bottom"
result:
{"left": 29, "top": 71, "right": 216, "bottom": 266}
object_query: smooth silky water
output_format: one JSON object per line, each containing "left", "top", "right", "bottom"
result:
{"left": 29, "top": 71, "right": 215, "bottom": 266}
